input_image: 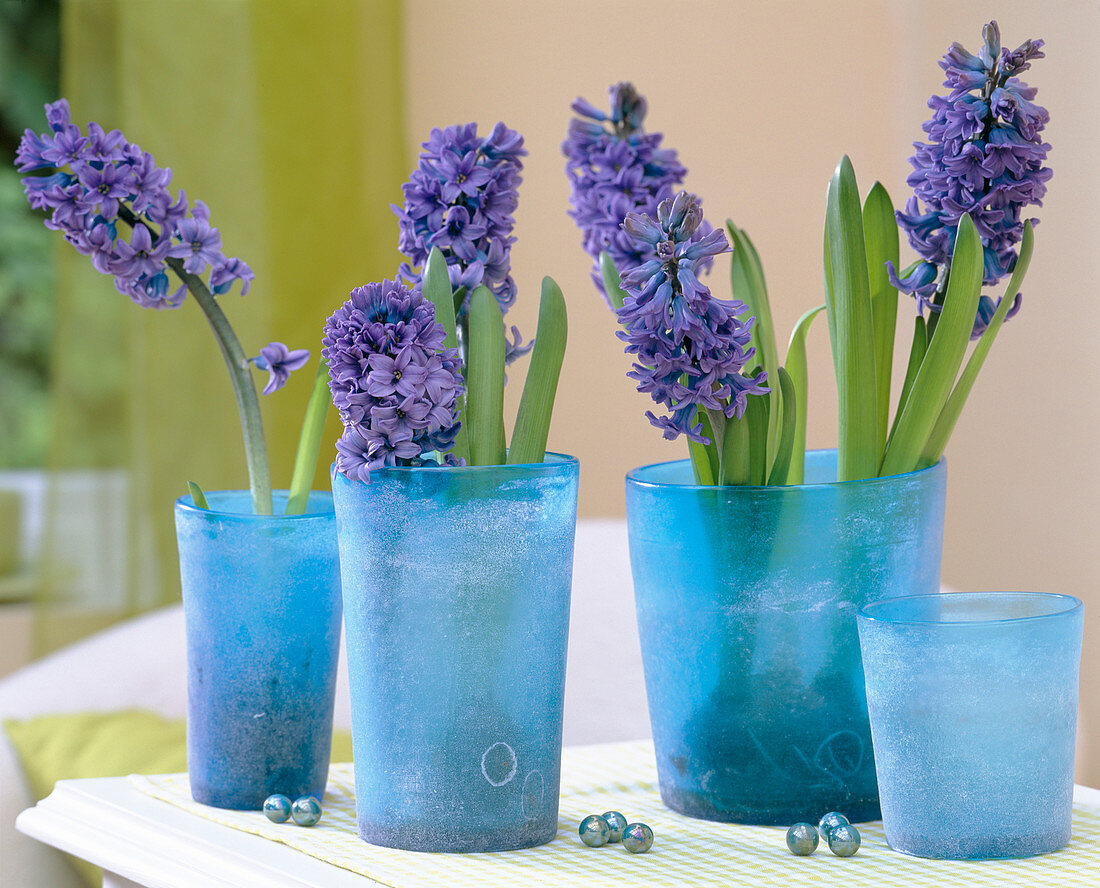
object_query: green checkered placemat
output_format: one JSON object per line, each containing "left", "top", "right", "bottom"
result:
{"left": 131, "top": 740, "right": 1100, "bottom": 887}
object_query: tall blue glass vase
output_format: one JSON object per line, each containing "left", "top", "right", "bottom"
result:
{"left": 331, "top": 455, "right": 578, "bottom": 852}
{"left": 625, "top": 450, "right": 946, "bottom": 825}
{"left": 175, "top": 491, "right": 342, "bottom": 810}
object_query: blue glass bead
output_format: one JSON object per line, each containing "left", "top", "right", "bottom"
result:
{"left": 579, "top": 814, "right": 611, "bottom": 847}
{"left": 291, "top": 795, "right": 323, "bottom": 827}
{"left": 818, "top": 811, "right": 850, "bottom": 836}
{"left": 828, "top": 823, "right": 861, "bottom": 857}
{"left": 262, "top": 794, "right": 292, "bottom": 823}
{"left": 602, "top": 811, "right": 628, "bottom": 843}
{"left": 622, "top": 822, "right": 654, "bottom": 853}
{"left": 785, "top": 822, "right": 819, "bottom": 855}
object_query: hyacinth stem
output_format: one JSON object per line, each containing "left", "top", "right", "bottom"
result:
{"left": 767, "top": 368, "right": 797, "bottom": 486}
{"left": 117, "top": 206, "right": 272, "bottom": 514}
{"left": 599, "top": 251, "right": 629, "bottom": 310}
{"left": 166, "top": 255, "right": 274, "bottom": 514}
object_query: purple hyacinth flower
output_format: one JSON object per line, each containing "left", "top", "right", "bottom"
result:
{"left": 168, "top": 199, "right": 223, "bottom": 274}
{"left": 210, "top": 256, "right": 255, "bottom": 296}
{"left": 615, "top": 191, "right": 768, "bottom": 443}
{"left": 323, "top": 278, "right": 464, "bottom": 479}
{"left": 75, "top": 162, "right": 129, "bottom": 220}
{"left": 564, "top": 82, "right": 718, "bottom": 308}
{"left": 250, "top": 342, "right": 311, "bottom": 395}
{"left": 392, "top": 121, "right": 529, "bottom": 359}
{"left": 112, "top": 223, "right": 170, "bottom": 282}
{"left": 896, "top": 21, "right": 1050, "bottom": 337}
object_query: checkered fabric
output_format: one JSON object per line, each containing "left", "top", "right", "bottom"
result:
{"left": 131, "top": 740, "right": 1100, "bottom": 887}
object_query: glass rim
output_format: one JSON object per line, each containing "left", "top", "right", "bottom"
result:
{"left": 174, "top": 488, "right": 334, "bottom": 521}
{"left": 857, "top": 591, "right": 1083, "bottom": 627}
{"left": 625, "top": 448, "right": 944, "bottom": 492}
{"left": 331, "top": 451, "right": 578, "bottom": 482}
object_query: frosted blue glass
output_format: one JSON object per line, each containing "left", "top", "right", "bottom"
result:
{"left": 625, "top": 450, "right": 946, "bottom": 825}
{"left": 331, "top": 455, "right": 578, "bottom": 852}
{"left": 858, "top": 591, "right": 1084, "bottom": 859}
{"left": 175, "top": 491, "right": 342, "bottom": 810}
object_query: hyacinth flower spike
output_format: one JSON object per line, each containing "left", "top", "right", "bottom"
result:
{"left": 16, "top": 99, "right": 328, "bottom": 514}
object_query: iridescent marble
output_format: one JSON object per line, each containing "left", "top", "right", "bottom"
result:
{"left": 262, "top": 794, "right": 292, "bottom": 823}
{"left": 602, "top": 811, "right": 628, "bottom": 843}
{"left": 579, "top": 815, "right": 611, "bottom": 847}
{"left": 785, "top": 822, "right": 819, "bottom": 855}
{"left": 818, "top": 811, "right": 850, "bottom": 836}
{"left": 622, "top": 822, "right": 654, "bottom": 853}
{"left": 827, "top": 823, "right": 861, "bottom": 857}
{"left": 291, "top": 795, "right": 323, "bottom": 827}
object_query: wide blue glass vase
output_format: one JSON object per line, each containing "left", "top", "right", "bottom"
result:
{"left": 858, "top": 591, "right": 1084, "bottom": 858}
{"left": 331, "top": 455, "right": 578, "bottom": 852}
{"left": 175, "top": 490, "right": 342, "bottom": 809}
{"left": 625, "top": 450, "right": 946, "bottom": 824}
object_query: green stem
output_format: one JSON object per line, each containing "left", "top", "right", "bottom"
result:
{"left": 119, "top": 207, "right": 272, "bottom": 514}
{"left": 286, "top": 359, "right": 332, "bottom": 515}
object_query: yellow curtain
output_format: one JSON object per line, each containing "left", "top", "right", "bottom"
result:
{"left": 38, "top": 0, "right": 407, "bottom": 653}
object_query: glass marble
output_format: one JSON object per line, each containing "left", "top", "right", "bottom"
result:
{"left": 291, "top": 795, "right": 323, "bottom": 827}
{"left": 332, "top": 456, "right": 579, "bottom": 852}
{"left": 602, "top": 811, "right": 628, "bottom": 842}
{"left": 625, "top": 450, "right": 946, "bottom": 824}
{"left": 858, "top": 592, "right": 1084, "bottom": 859}
{"left": 785, "top": 823, "right": 819, "bottom": 856}
{"left": 818, "top": 811, "right": 850, "bottom": 836}
{"left": 263, "top": 794, "right": 292, "bottom": 823}
{"left": 622, "top": 822, "right": 654, "bottom": 853}
{"left": 175, "top": 491, "right": 341, "bottom": 810}
{"left": 579, "top": 814, "right": 611, "bottom": 847}
{"left": 827, "top": 823, "right": 861, "bottom": 857}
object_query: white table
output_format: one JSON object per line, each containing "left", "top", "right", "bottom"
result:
{"left": 17, "top": 772, "right": 1100, "bottom": 888}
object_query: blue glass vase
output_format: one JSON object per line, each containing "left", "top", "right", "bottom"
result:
{"left": 175, "top": 490, "right": 342, "bottom": 810}
{"left": 625, "top": 450, "right": 946, "bottom": 825}
{"left": 331, "top": 455, "right": 578, "bottom": 852}
{"left": 858, "top": 591, "right": 1084, "bottom": 858}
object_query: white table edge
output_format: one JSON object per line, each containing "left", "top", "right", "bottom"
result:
{"left": 17, "top": 777, "right": 1100, "bottom": 888}
{"left": 15, "top": 776, "right": 378, "bottom": 888}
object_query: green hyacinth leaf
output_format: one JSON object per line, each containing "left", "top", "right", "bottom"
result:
{"left": 719, "top": 411, "right": 750, "bottom": 486}
{"left": 509, "top": 277, "right": 568, "bottom": 465}
{"left": 688, "top": 407, "right": 718, "bottom": 485}
{"left": 880, "top": 212, "right": 983, "bottom": 476}
{"left": 286, "top": 358, "right": 332, "bottom": 515}
{"left": 187, "top": 480, "right": 209, "bottom": 510}
{"left": 783, "top": 304, "right": 824, "bottom": 485}
{"left": 746, "top": 382, "right": 769, "bottom": 486}
{"left": 423, "top": 247, "right": 458, "bottom": 351}
{"left": 767, "top": 367, "right": 797, "bottom": 486}
{"left": 599, "top": 250, "right": 629, "bottom": 310}
{"left": 423, "top": 247, "right": 468, "bottom": 463}
{"left": 920, "top": 220, "right": 1035, "bottom": 467}
{"left": 727, "top": 222, "right": 780, "bottom": 472}
{"left": 466, "top": 286, "right": 506, "bottom": 466}
{"left": 887, "top": 314, "right": 928, "bottom": 449}
{"left": 824, "top": 156, "right": 879, "bottom": 481}
{"left": 863, "top": 182, "right": 899, "bottom": 454}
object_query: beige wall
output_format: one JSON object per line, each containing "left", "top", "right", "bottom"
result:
{"left": 404, "top": 0, "right": 1100, "bottom": 782}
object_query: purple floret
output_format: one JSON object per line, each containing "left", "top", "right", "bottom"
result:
{"left": 323, "top": 279, "right": 465, "bottom": 479}
{"left": 616, "top": 192, "right": 768, "bottom": 444}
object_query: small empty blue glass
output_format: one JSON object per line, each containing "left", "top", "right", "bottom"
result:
{"left": 625, "top": 450, "right": 946, "bottom": 824}
{"left": 175, "top": 490, "right": 342, "bottom": 810}
{"left": 858, "top": 591, "right": 1084, "bottom": 859}
{"left": 331, "top": 455, "right": 578, "bottom": 852}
